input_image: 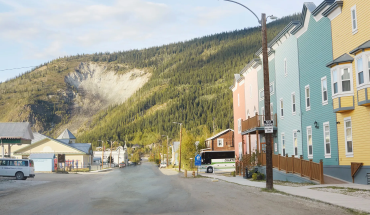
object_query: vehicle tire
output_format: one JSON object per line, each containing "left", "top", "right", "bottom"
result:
{"left": 207, "top": 167, "right": 213, "bottom": 173}
{"left": 15, "top": 172, "right": 24, "bottom": 180}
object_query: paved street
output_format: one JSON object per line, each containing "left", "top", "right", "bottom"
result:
{"left": 0, "top": 162, "right": 354, "bottom": 215}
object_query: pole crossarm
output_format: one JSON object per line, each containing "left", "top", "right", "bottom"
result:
{"left": 224, "top": 0, "right": 261, "bottom": 24}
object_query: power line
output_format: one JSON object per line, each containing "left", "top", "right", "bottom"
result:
{"left": 0, "top": 66, "right": 37, "bottom": 72}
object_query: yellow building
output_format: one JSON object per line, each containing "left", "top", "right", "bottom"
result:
{"left": 14, "top": 131, "right": 93, "bottom": 169}
{"left": 324, "top": 0, "right": 370, "bottom": 184}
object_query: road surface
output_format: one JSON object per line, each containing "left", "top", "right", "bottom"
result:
{"left": 0, "top": 162, "right": 352, "bottom": 215}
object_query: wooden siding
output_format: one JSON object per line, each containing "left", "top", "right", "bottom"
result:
{"left": 333, "top": 98, "right": 340, "bottom": 109}
{"left": 358, "top": 88, "right": 366, "bottom": 102}
{"left": 297, "top": 12, "right": 338, "bottom": 165}
{"left": 331, "top": 0, "right": 370, "bottom": 165}
{"left": 232, "top": 79, "right": 246, "bottom": 159}
{"left": 341, "top": 96, "right": 354, "bottom": 107}
{"left": 274, "top": 34, "right": 303, "bottom": 157}
{"left": 209, "top": 130, "right": 235, "bottom": 151}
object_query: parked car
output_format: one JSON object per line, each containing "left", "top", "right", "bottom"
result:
{"left": 159, "top": 163, "right": 167, "bottom": 168}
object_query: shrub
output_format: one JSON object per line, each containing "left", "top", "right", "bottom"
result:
{"left": 232, "top": 171, "right": 236, "bottom": 177}
{"left": 252, "top": 173, "right": 258, "bottom": 180}
{"left": 252, "top": 173, "right": 265, "bottom": 181}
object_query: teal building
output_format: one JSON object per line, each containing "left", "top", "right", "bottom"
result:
{"left": 292, "top": 1, "right": 338, "bottom": 165}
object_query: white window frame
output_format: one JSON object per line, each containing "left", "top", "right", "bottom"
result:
{"left": 305, "top": 85, "right": 311, "bottom": 111}
{"left": 344, "top": 117, "right": 353, "bottom": 157}
{"left": 259, "top": 89, "right": 264, "bottom": 101}
{"left": 274, "top": 143, "right": 277, "bottom": 152}
{"left": 291, "top": 92, "right": 296, "bottom": 115}
{"left": 351, "top": 5, "right": 358, "bottom": 34}
{"left": 238, "top": 94, "right": 240, "bottom": 107}
{"left": 330, "top": 65, "right": 354, "bottom": 99}
{"left": 321, "top": 77, "right": 328, "bottom": 105}
{"left": 293, "top": 130, "right": 298, "bottom": 156}
{"left": 261, "top": 107, "right": 265, "bottom": 125}
{"left": 238, "top": 118, "right": 242, "bottom": 134}
{"left": 280, "top": 98, "right": 284, "bottom": 119}
{"left": 281, "top": 133, "right": 285, "bottom": 156}
{"left": 323, "top": 122, "right": 331, "bottom": 158}
{"left": 307, "top": 126, "right": 313, "bottom": 159}
{"left": 355, "top": 52, "right": 370, "bottom": 90}
{"left": 270, "top": 82, "right": 275, "bottom": 95}
{"left": 270, "top": 103, "right": 273, "bottom": 118}
{"left": 217, "top": 139, "right": 224, "bottom": 147}
{"left": 284, "top": 58, "right": 288, "bottom": 77}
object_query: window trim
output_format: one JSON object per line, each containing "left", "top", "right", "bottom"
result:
{"left": 259, "top": 89, "right": 264, "bottom": 101}
{"left": 344, "top": 117, "right": 354, "bottom": 157}
{"left": 281, "top": 133, "right": 285, "bottom": 156}
{"left": 274, "top": 143, "right": 277, "bottom": 152}
{"left": 217, "top": 138, "right": 224, "bottom": 147}
{"left": 323, "top": 122, "right": 331, "bottom": 158}
{"left": 307, "top": 126, "right": 313, "bottom": 159}
{"left": 351, "top": 5, "right": 358, "bottom": 34}
{"left": 305, "top": 85, "right": 311, "bottom": 111}
{"left": 284, "top": 58, "right": 288, "bottom": 77}
{"left": 293, "top": 130, "right": 298, "bottom": 156}
{"left": 330, "top": 65, "right": 354, "bottom": 99}
{"left": 280, "top": 98, "right": 284, "bottom": 119}
{"left": 291, "top": 92, "right": 296, "bottom": 115}
{"left": 321, "top": 76, "right": 328, "bottom": 105}
{"left": 238, "top": 118, "right": 242, "bottom": 134}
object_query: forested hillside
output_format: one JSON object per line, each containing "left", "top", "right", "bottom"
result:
{"left": 0, "top": 14, "right": 300, "bottom": 147}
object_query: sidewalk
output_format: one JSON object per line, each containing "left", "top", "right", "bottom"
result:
{"left": 200, "top": 173, "right": 370, "bottom": 213}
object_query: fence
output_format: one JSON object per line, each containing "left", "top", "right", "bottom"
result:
{"left": 258, "top": 153, "right": 324, "bottom": 184}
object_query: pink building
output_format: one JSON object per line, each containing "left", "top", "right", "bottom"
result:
{"left": 241, "top": 59, "right": 261, "bottom": 155}
{"left": 230, "top": 74, "right": 245, "bottom": 160}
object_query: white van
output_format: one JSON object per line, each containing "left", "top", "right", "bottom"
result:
{"left": 0, "top": 159, "right": 35, "bottom": 180}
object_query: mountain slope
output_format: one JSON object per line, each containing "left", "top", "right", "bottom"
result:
{"left": 0, "top": 14, "right": 300, "bottom": 145}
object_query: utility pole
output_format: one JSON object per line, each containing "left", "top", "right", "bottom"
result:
{"left": 110, "top": 141, "right": 113, "bottom": 168}
{"left": 179, "top": 123, "right": 182, "bottom": 172}
{"left": 261, "top": 13, "right": 273, "bottom": 190}
{"left": 166, "top": 136, "right": 169, "bottom": 168}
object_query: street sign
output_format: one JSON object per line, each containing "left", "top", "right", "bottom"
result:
{"left": 195, "top": 154, "right": 201, "bottom": 166}
{"left": 264, "top": 120, "right": 274, "bottom": 133}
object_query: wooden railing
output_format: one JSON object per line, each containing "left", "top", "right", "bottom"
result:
{"left": 259, "top": 153, "right": 324, "bottom": 184}
{"left": 242, "top": 114, "right": 277, "bottom": 133}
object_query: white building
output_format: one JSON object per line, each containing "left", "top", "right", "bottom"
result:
{"left": 94, "top": 146, "right": 128, "bottom": 166}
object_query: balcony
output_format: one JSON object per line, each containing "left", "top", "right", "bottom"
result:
{"left": 357, "top": 88, "right": 370, "bottom": 106}
{"left": 333, "top": 96, "right": 354, "bottom": 113}
{"left": 241, "top": 114, "right": 277, "bottom": 134}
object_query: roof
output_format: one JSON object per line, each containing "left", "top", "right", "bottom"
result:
{"left": 291, "top": 3, "right": 317, "bottom": 35}
{"left": 206, "top": 129, "right": 234, "bottom": 141}
{"left": 349, "top": 40, "right": 370, "bottom": 55}
{"left": 69, "top": 143, "right": 91, "bottom": 154}
{"left": 29, "top": 153, "right": 55, "bottom": 159}
{"left": 326, "top": 53, "right": 354, "bottom": 68}
{"left": 267, "top": 21, "right": 301, "bottom": 50}
{"left": 323, "top": 1, "right": 343, "bottom": 17}
{"left": 31, "top": 132, "right": 48, "bottom": 144}
{"left": 57, "top": 129, "right": 76, "bottom": 140}
{"left": 132, "top": 144, "right": 141, "bottom": 148}
{"left": 0, "top": 122, "right": 34, "bottom": 140}
{"left": 312, "top": 0, "right": 335, "bottom": 16}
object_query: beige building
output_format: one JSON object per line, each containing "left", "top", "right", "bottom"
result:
{"left": 14, "top": 129, "right": 93, "bottom": 168}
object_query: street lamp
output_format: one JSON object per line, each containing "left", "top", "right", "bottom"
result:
{"left": 224, "top": 0, "right": 277, "bottom": 190}
{"left": 173, "top": 122, "right": 182, "bottom": 172}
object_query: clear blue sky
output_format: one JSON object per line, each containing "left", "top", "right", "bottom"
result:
{"left": 0, "top": 0, "right": 323, "bottom": 82}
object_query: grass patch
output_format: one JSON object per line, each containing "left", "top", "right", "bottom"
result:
{"left": 260, "top": 188, "right": 287, "bottom": 195}
{"left": 274, "top": 180, "right": 316, "bottom": 187}
{"left": 318, "top": 186, "right": 370, "bottom": 193}
{"left": 69, "top": 168, "right": 90, "bottom": 172}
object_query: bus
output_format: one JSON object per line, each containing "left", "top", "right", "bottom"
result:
{"left": 0, "top": 159, "right": 35, "bottom": 180}
{"left": 199, "top": 151, "right": 235, "bottom": 173}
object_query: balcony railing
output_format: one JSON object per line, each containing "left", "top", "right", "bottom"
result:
{"left": 241, "top": 114, "right": 277, "bottom": 133}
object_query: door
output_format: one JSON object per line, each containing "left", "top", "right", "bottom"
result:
{"left": 0, "top": 160, "right": 8, "bottom": 176}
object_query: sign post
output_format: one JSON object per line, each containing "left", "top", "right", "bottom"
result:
{"left": 264, "top": 120, "right": 274, "bottom": 134}
{"left": 195, "top": 154, "right": 201, "bottom": 177}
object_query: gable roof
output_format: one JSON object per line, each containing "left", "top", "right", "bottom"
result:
{"left": 57, "top": 129, "right": 76, "bottom": 140}
{"left": 312, "top": 0, "right": 335, "bottom": 16}
{"left": 0, "top": 122, "right": 34, "bottom": 140}
{"left": 326, "top": 53, "right": 354, "bottom": 68}
{"left": 322, "top": 1, "right": 343, "bottom": 17}
{"left": 206, "top": 129, "right": 234, "bottom": 141}
{"left": 349, "top": 40, "right": 370, "bottom": 55}
{"left": 69, "top": 143, "right": 91, "bottom": 154}
{"left": 31, "top": 132, "right": 49, "bottom": 144}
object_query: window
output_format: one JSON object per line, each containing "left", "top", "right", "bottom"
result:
{"left": 307, "top": 126, "right": 313, "bottom": 158}
{"left": 238, "top": 94, "right": 240, "bottom": 107}
{"left": 321, "top": 77, "right": 328, "bottom": 105}
{"left": 323, "top": 122, "right": 331, "bottom": 158}
{"left": 332, "top": 69, "right": 338, "bottom": 95}
{"left": 305, "top": 85, "right": 310, "bottom": 111}
{"left": 259, "top": 89, "right": 264, "bottom": 101}
{"left": 270, "top": 103, "right": 273, "bottom": 118}
{"left": 344, "top": 117, "right": 353, "bottom": 157}
{"left": 217, "top": 139, "right": 224, "bottom": 147}
{"left": 238, "top": 118, "right": 242, "bottom": 134}
{"left": 280, "top": 99, "right": 284, "bottom": 118}
{"left": 281, "top": 133, "right": 285, "bottom": 156}
{"left": 342, "top": 68, "right": 351, "bottom": 92}
{"left": 331, "top": 66, "right": 353, "bottom": 97}
{"left": 351, "top": 5, "right": 358, "bottom": 33}
{"left": 291, "top": 93, "right": 296, "bottom": 115}
{"left": 293, "top": 131, "right": 298, "bottom": 156}
{"left": 357, "top": 57, "right": 364, "bottom": 85}
{"left": 270, "top": 82, "right": 274, "bottom": 95}
{"left": 261, "top": 107, "right": 265, "bottom": 125}
{"left": 284, "top": 58, "right": 287, "bottom": 76}
{"left": 368, "top": 55, "right": 370, "bottom": 82}
{"left": 274, "top": 143, "right": 277, "bottom": 152}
